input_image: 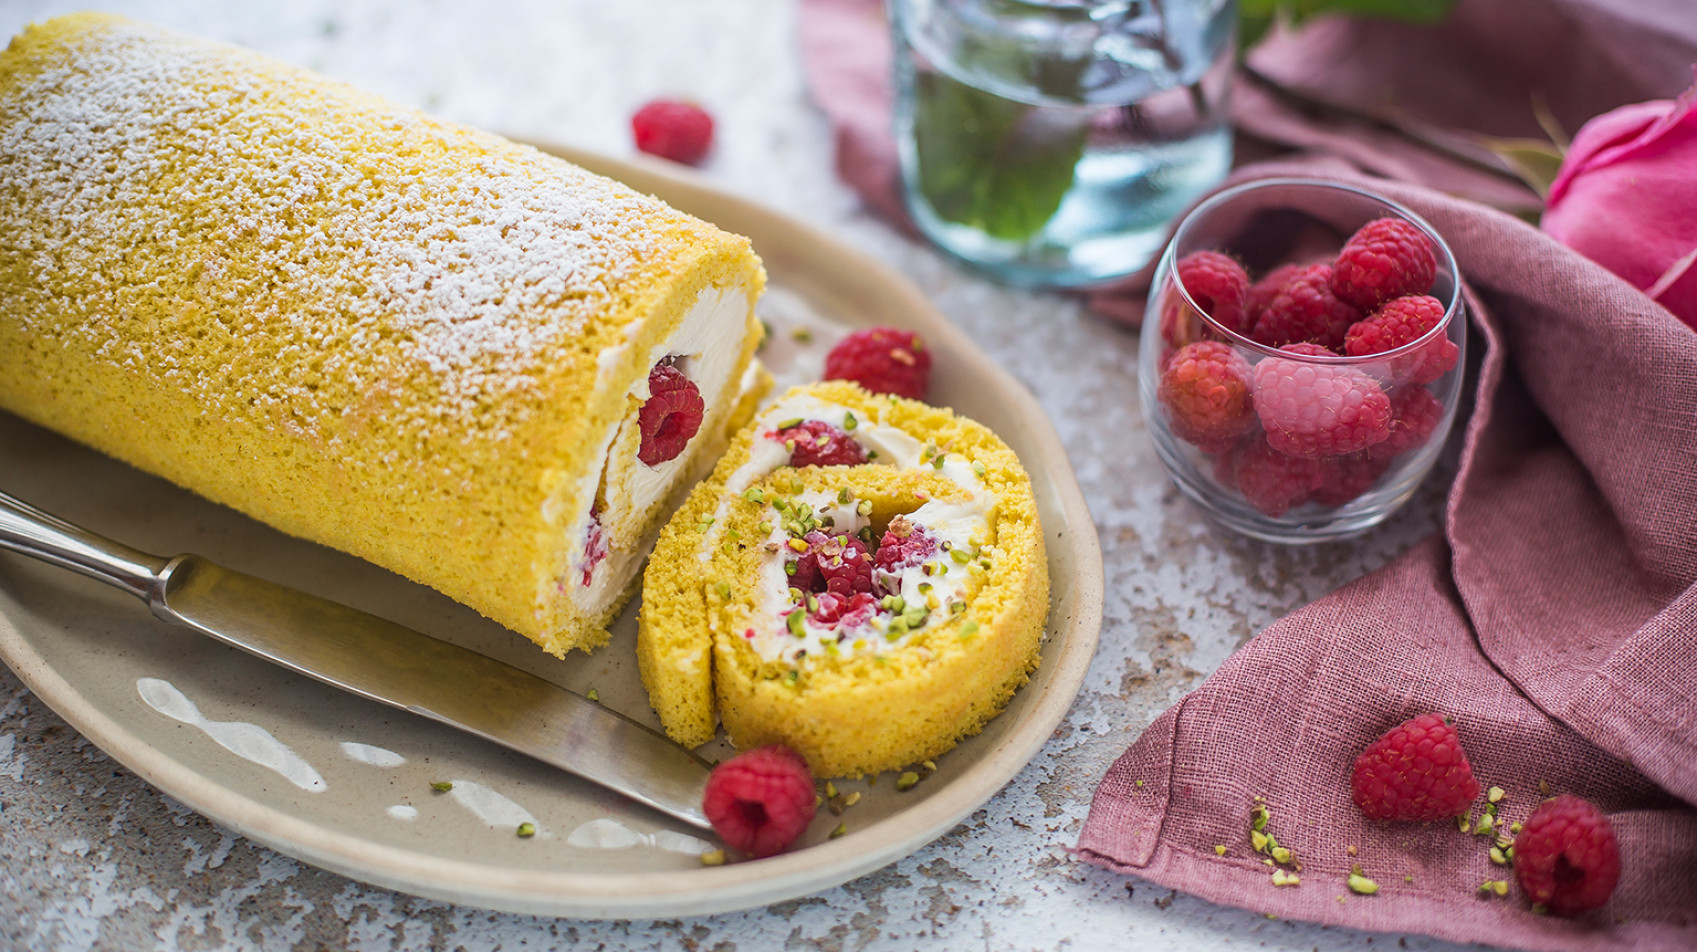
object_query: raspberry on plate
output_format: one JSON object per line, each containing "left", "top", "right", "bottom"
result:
{"left": 823, "top": 327, "right": 932, "bottom": 401}
{"left": 777, "top": 420, "right": 867, "bottom": 467}
{"left": 631, "top": 99, "right": 714, "bottom": 165}
{"left": 1368, "top": 386, "right": 1445, "bottom": 461}
{"left": 1223, "top": 436, "right": 1326, "bottom": 517}
{"left": 1350, "top": 713, "right": 1481, "bottom": 821}
{"left": 1253, "top": 354, "right": 1393, "bottom": 459}
{"left": 1158, "top": 341, "right": 1255, "bottom": 453}
{"left": 1331, "top": 217, "right": 1438, "bottom": 310}
{"left": 638, "top": 363, "right": 705, "bottom": 466}
{"left": 1344, "top": 294, "right": 1458, "bottom": 386}
{"left": 1514, "top": 794, "right": 1622, "bottom": 916}
{"left": 1249, "top": 264, "right": 1362, "bottom": 350}
{"left": 702, "top": 745, "right": 816, "bottom": 858}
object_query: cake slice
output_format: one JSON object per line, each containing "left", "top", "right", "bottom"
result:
{"left": 0, "top": 13, "right": 765, "bottom": 655}
{"left": 639, "top": 382, "right": 1049, "bottom": 778}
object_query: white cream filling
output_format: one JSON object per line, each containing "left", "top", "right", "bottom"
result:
{"left": 559, "top": 282, "right": 752, "bottom": 617}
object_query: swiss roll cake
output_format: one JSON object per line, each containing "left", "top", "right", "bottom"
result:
{"left": 0, "top": 13, "right": 766, "bottom": 655}
{"left": 638, "top": 381, "right": 1048, "bottom": 778}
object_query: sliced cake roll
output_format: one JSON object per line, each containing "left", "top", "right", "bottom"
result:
{"left": 639, "top": 381, "right": 1049, "bottom": 778}
{"left": 0, "top": 13, "right": 765, "bottom": 655}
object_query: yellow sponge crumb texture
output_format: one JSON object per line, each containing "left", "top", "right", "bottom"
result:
{"left": 0, "top": 13, "right": 764, "bottom": 655}
{"left": 639, "top": 381, "right": 1049, "bottom": 778}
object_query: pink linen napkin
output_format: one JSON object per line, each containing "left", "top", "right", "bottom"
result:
{"left": 797, "top": 1, "right": 1697, "bottom": 947}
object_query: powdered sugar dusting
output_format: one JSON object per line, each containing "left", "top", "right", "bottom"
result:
{"left": 0, "top": 15, "right": 702, "bottom": 439}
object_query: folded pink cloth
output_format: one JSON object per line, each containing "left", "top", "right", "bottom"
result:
{"left": 798, "top": 1, "right": 1697, "bottom": 947}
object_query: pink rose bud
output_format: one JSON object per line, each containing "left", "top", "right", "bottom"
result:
{"left": 1541, "top": 67, "right": 1697, "bottom": 331}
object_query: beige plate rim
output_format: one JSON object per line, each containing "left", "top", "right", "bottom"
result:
{"left": 0, "top": 143, "right": 1105, "bottom": 918}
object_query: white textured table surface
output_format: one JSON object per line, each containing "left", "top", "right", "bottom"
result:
{"left": 0, "top": 2, "right": 1477, "bottom": 950}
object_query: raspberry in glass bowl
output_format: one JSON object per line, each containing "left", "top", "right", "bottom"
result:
{"left": 1139, "top": 178, "right": 1465, "bottom": 543}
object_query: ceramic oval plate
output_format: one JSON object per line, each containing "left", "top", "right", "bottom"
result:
{"left": 0, "top": 144, "right": 1103, "bottom": 918}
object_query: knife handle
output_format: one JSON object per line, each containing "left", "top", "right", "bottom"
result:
{"left": 0, "top": 490, "right": 169, "bottom": 602}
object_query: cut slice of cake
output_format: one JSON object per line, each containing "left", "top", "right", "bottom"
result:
{"left": 0, "top": 13, "right": 765, "bottom": 655}
{"left": 639, "top": 381, "right": 1049, "bottom": 778}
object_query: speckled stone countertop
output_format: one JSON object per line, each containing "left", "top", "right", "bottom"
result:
{"left": 0, "top": 2, "right": 1482, "bottom": 950}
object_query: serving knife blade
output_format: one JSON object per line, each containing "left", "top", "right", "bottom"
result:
{"left": 0, "top": 489, "right": 713, "bottom": 831}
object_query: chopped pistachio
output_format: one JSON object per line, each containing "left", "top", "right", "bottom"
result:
{"left": 814, "top": 793, "right": 824, "bottom": 809}
{"left": 777, "top": 417, "right": 804, "bottom": 430}
{"left": 1457, "top": 814, "right": 1472, "bottom": 833}
{"left": 1250, "top": 830, "right": 1270, "bottom": 853}
{"left": 825, "top": 781, "right": 838, "bottom": 799}
{"left": 1489, "top": 846, "right": 1508, "bottom": 865}
{"left": 922, "top": 760, "right": 937, "bottom": 772}
{"left": 1488, "top": 786, "right": 1505, "bottom": 803}
{"left": 586, "top": 688, "right": 600, "bottom": 703}
{"left": 932, "top": 453, "right": 946, "bottom": 469}
{"left": 1263, "top": 858, "right": 1275, "bottom": 867}
{"left": 951, "top": 548, "right": 972, "bottom": 564}
{"left": 972, "top": 461, "right": 987, "bottom": 477}
{"left": 786, "top": 609, "right": 806, "bottom": 638}
{"left": 714, "top": 581, "right": 731, "bottom": 599}
{"left": 784, "top": 561, "right": 798, "bottom": 576}
{"left": 1346, "top": 844, "right": 1358, "bottom": 856}
{"left": 857, "top": 499, "right": 874, "bottom": 516}
{"left": 1347, "top": 868, "right": 1378, "bottom": 896}
{"left": 807, "top": 594, "right": 820, "bottom": 614}
{"left": 1214, "top": 845, "right": 1228, "bottom": 857}
{"left": 743, "top": 488, "right": 766, "bottom": 503}
{"left": 843, "top": 791, "right": 862, "bottom": 807}
{"left": 430, "top": 781, "right": 454, "bottom": 792}
{"left": 958, "top": 620, "right": 979, "bottom": 637}
{"left": 1251, "top": 804, "right": 1270, "bottom": 832}
{"left": 1510, "top": 821, "right": 1522, "bottom": 835}
{"left": 843, "top": 411, "right": 858, "bottom": 430}
{"left": 1493, "top": 881, "right": 1510, "bottom": 897}
{"left": 788, "top": 538, "right": 809, "bottom": 553}
{"left": 517, "top": 822, "right": 536, "bottom": 838}
{"left": 1539, "top": 779, "right": 1551, "bottom": 796}
{"left": 829, "top": 822, "right": 847, "bottom": 839}
{"left": 791, "top": 327, "right": 813, "bottom": 343}
{"left": 896, "top": 771, "right": 920, "bottom": 792}
{"left": 700, "top": 849, "right": 727, "bottom": 866}
{"left": 1271, "top": 846, "right": 1293, "bottom": 865}
{"left": 1271, "top": 869, "right": 1299, "bottom": 887}
{"left": 757, "top": 520, "right": 773, "bottom": 535}
{"left": 1475, "top": 813, "right": 1496, "bottom": 836}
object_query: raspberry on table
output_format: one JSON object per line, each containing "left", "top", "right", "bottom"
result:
{"left": 1249, "top": 264, "right": 1362, "bottom": 350}
{"left": 1514, "top": 794, "right": 1622, "bottom": 916}
{"left": 1350, "top": 713, "right": 1481, "bottom": 821}
{"left": 823, "top": 327, "right": 932, "bottom": 401}
{"left": 638, "top": 363, "right": 705, "bottom": 466}
{"left": 1344, "top": 294, "right": 1458, "bottom": 386}
{"left": 1253, "top": 353, "right": 1393, "bottom": 459}
{"left": 788, "top": 530, "right": 875, "bottom": 600}
{"left": 1368, "top": 386, "right": 1445, "bottom": 461}
{"left": 1331, "top": 217, "right": 1438, "bottom": 310}
{"left": 702, "top": 745, "right": 816, "bottom": 858}
{"left": 1224, "top": 436, "right": 1326, "bottom": 517}
{"left": 631, "top": 99, "right": 714, "bottom": 165}
{"left": 1172, "top": 251, "right": 1250, "bottom": 337}
{"left": 1158, "top": 341, "right": 1255, "bottom": 454}
{"left": 777, "top": 420, "right": 867, "bottom": 467}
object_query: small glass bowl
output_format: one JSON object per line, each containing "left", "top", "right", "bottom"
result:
{"left": 1138, "top": 178, "right": 1466, "bottom": 544}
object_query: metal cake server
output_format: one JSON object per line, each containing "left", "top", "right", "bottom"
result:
{"left": 0, "top": 489, "right": 714, "bottom": 831}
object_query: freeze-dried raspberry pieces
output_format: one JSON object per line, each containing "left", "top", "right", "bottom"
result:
{"left": 1351, "top": 713, "right": 1481, "bottom": 821}
{"left": 1157, "top": 341, "right": 1255, "bottom": 453}
{"left": 788, "top": 530, "right": 875, "bottom": 600}
{"left": 873, "top": 515, "right": 937, "bottom": 577}
{"left": 1171, "top": 250, "right": 1250, "bottom": 337}
{"left": 1331, "top": 217, "right": 1438, "bottom": 310}
{"left": 824, "top": 327, "right": 932, "bottom": 400}
{"left": 1514, "top": 794, "right": 1622, "bottom": 916}
{"left": 702, "top": 745, "right": 816, "bottom": 858}
{"left": 1249, "top": 264, "right": 1362, "bottom": 350}
{"left": 1369, "top": 386, "right": 1445, "bottom": 461}
{"left": 1344, "top": 294, "right": 1458, "bottom": 386}
{"left": 778, "top": 420, "right": 867, "bottom": 467}
{"left": 1222, "top": 436, "right": 1326, "bottom": 517}
{"left": 638, "top": 363, "right": 705, "bottom": 466}
{"left": 1253, "top": 355, "right": 1393, "bottom": 459}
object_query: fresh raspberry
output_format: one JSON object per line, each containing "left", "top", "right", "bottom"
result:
{"left": 1253, "top": 355, "right": 1392, "bottom": 458}
{"left": 1249, "top": 264, "right": 1362, "bottom": 350}
{"left": 1514, "top": 794, "right": 1622, "bottom": 916}
{"left": 1277, "top": 342, "right": 1335, "bottom": 359}
{"left": 778, "top": 420, "right": 867, "bottom": 467}
{"left": 824, "top": 327, "right": 932, "bottom": 401}
{"left": 631, "top": 99, "right": 714, "bottom": 165}
{"left": 1313, "top": 451, "right": 1390, "bottom": 506}
{"left": 1173, "top": 251, "right": 1250, "bottom": 336}
{"left": 1344, "top": 294, "right": 1458, "bottom": 386}
{"left": 1157, "top": 341, "right": 1255, "bottom": 453}
{"left": 1331, "top": 217, "right": 1438, "bottom": 310}
{"left": 1246, "top": 263, "right": 1308, "bottom": 323}
{"left": 637, "top": 363, "right": 704, "bottom": 466}
{"left": 873, "top": 516, "right": 937, "bottom": 577}
{"left": 1368, "top": 386, "right": 1445, "bottom": 461}
{"left": 702, "top": 745, "right": 816, "bottom": 858}
{"left": 1225, "top": 437, "right": 1326, "bottom": 517}
{"left": 788, "top": 530, "right": 875, "bottom": 600}
{"left": 1350, "top": 713, "right": 1481, "bottom": 821}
